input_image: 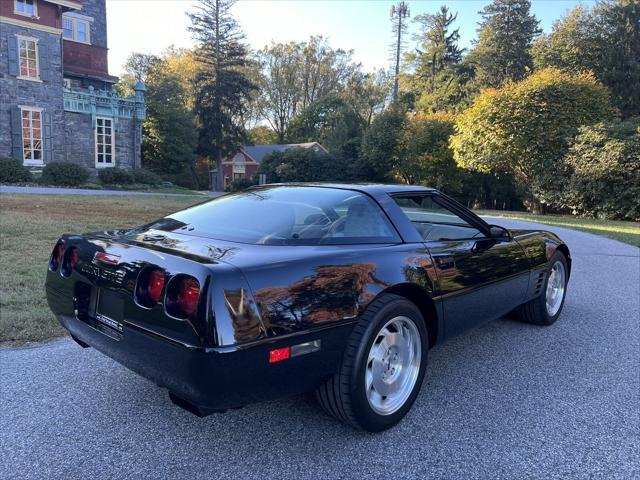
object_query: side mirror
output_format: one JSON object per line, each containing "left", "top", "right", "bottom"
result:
{"left": 488, "top": 225, "right": 511, "bottom": 241}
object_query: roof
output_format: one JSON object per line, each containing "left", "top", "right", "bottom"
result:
{"left": 241, "top": 142, "right": 326, "bottom": 163}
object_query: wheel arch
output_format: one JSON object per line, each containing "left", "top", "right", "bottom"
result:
{"left": 378, "top": 283, "right": 439, "bottom": 348}
{"left": 555, "top": 243, "right": 572, "bottom": 278}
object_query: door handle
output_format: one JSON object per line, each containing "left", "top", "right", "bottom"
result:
{"left": 435, "top": 255, "right": 455, "bottom": 270}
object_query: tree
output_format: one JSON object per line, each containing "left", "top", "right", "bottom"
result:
{"left": 286, "top": 95, "right": 365, "bottom": 159}
{"left": 359, "top": 107, "right": 406, "bottom": 181}
{"left": 299, "top": 36, "right": 357, "bottom": 109}
{"left": 341, "top": 70, "right": 391, "bottom": 127}
{"left": 564, "top": 117, "right": 640, "bottom": 221}
{"left": 450, "top": 68, "right": 614, "bottom": 211}
{"left": 255, "top": 36, "right": 358, "bottom": 141}
{"left": 470, "top": 0, "right": 541, "bottom": 88}
{"left": 410, "top": 6, "right": 463, "bottom": 92}
{"left": 255, "top": 41, "right": 303, "bottom": 142}
{"left": 396, "top": 112, "right": 461, "bottom": 191}
{"left": 257, "top": 147, "right": 348, "bottom": 183}
{"left": 532, "top": 1, "right": 640, "bottom": 118}
{"left": 406, "top": 6, "right": 471, "bottom": 113}
{"left": 189, "top": 0, "right": 257, "bottom": 191}
{"left": 141, "top": 62, "right": 198, "bottom": 176}
{"left": 246, "top": 126, "right": 278, "bottom": 145}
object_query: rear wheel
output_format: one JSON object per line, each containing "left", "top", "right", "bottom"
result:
{"left": 315, "top": 294, "right": 428, "bottom": 432}
{"left": 517, "top": 251, "right": 569, "bottom": 325}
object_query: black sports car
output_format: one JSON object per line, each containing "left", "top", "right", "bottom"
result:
{"left": 45, "top": 184, "right": 570, "bottom": 431}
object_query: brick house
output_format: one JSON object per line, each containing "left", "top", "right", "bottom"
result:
{"left": 0, "top": 0, "right": 145, "bottom": 171}
{"left": 222, "top": 142, "right": 328, "bottom": 187}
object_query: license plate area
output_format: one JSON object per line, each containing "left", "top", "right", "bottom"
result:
{"left": 90, "top": 289, "right": 124, "bottom": 340}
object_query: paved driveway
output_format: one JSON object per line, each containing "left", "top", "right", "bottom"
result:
{"left": 1, "top": 219, "right": 638, "bottom": 479}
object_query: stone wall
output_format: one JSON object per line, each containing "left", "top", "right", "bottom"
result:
{"left": 0, "top": 23, "right": 64, "bottom": 162}
{"left": 63, "top": 112, "right": 142, "bottom": 171}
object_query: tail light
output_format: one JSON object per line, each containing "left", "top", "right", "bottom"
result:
{"left": 61, "top": 247, "right": 78, "bottom": 277}
{"left": 135, "top": 267, "right": 166, "bottom": 308}
{"left": 49, "top": 242, "right": 65, "bottom": 271}
{"left": 165, "top": 275, "right": 201, "bottom": 319}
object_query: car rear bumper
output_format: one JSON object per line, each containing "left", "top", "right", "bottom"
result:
{"left": 56, "top": 312, "right": 355, "bottom": 413}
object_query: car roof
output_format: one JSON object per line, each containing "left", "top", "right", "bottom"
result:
{"left": 251, "top": 182, "right": 438, "bottom": 196}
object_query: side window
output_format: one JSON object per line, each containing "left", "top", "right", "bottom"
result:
{"left": 394, "top": 195, "right": 484, "bottom": 241}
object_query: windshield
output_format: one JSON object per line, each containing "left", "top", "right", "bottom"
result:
{"left": 146, "top": 186, "right": 400, "bottom": 245}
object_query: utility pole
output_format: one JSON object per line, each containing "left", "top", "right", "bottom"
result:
{"left": 390, "top": 1, "right": 410, "bottom": 102}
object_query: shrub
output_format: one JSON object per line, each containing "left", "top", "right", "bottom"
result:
{"left": 41, "top": 162, "right": 90, "bottom": 186}
{"left": 451, "top": 68, "right": 615, "bottom": 211}
{"left": 131, "top": 169, "right": 161, "bottom": 185}
{"left": 258, "top": 147, "right": 347, "bottom": 183}
{"left": 564, "top": 118, "right": 640, "bottom": 221}
{"left": 0, "top": 158, "right": 32, "bottom": 183}
{"left": 225, "top": 177, "right": 256, "bottom": 192}
{"left": 97, "top": 167, "right": 133, "bottom": 185}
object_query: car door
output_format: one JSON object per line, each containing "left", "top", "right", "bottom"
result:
{"left": 392, "top": 194, "right": 531, "bottom": 339}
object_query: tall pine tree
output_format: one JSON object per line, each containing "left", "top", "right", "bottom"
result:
{"left": 470, "top": 0, "right": 540, "bottom": 88}
{"left": 189, "top": 0, "right": 256, "bottom": 191}
{"left": 408, "top": 6, "right": 470, "bottom": 112}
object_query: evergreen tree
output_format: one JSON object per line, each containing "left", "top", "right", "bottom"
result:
{"left": 407, "top": 6, "right": 471, "bottom": 112}
{"left": 412, "top": 6, "right": 463, "bottom": 91}
{"left": 189, "top": 0, "right": 256, "bottom": 191}
{"left": 470, "top": 0, "right": 541, "bottom": 88}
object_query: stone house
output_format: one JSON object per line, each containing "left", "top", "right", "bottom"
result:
{"left": 222, "top": 142, "right": 328, "bottom": 187}
{"left": 0, "top": 0, "right": 145, "bottom": 171}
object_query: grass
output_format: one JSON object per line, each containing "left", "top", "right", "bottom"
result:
{"left": 478, "top": 210, "right": 640, "bottom": 247}
{"left": 0, "top": 194, "right": 204, "bottom": 345}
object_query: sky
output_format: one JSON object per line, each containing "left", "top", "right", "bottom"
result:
{"left": 106, "top": 0, "right": 598, "bottom": 76}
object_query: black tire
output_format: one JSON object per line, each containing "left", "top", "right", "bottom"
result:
{"left": 315, "top": 293, "right": 428, "bottom": 432}
{"left": 517, "top": 251, "right": 569, "bottom": 326}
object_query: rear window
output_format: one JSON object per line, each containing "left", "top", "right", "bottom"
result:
{"left": 147, "top": 186, "right": 400, "bottom": 245}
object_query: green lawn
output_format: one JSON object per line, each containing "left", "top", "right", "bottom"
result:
{"left": 0, "top": 194, "right": 204, "bottom": 345}
{"left": 478, "top": 210, "right": 640, "bottom": 247}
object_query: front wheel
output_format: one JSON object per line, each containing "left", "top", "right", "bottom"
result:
{"left": 517, "top": 251, "right": 569, "bottom": 325}
{"left": 315, "top": 294, "right": 428, "bottom": 432}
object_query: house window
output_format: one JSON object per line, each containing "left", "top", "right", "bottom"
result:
{"left": 96, "top": 117, "right": 114, "bottom": 167}
{"left": 62, "top": 15, "right": 91, "bottom": 44}
{"left": 14, "top": 0, "right": 37, "bottom": 17}
{"left": 18, "top": 37, "right": 39, "bottom": 79}
{"left": 21, "top": 107, "right": 43, "bottom": 165}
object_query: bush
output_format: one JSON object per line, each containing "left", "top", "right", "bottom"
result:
{"left": 97, "top": 167, "right": 133, "bottom": 185}
{"left": 451, "top": 68, "right": 615, "bottom": 211}
{"left": 131, "top": 169, "right": 161, "bottom": 185}
{"left": 258, "top": 147, "right": 348, "bottom": 183}
{"left": 564, "top": 118, "right": 640, "bottom": 221}
{"left": 225, "top": 177, "right": 256, "bottom": 192}
{"left": 41, "top": 162, "right": 90, "bottom": 186}
{"left": 0, "top": 158, "right": 32, "bottom": 183}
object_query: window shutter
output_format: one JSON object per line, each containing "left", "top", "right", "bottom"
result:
{"left": 43, "top": 112, "right": 53, "bottom": 163}
{"left": 38, "top": 40, "right": 50, "bottom": 82}
{"left": 8, "top": 36, "right": 19, "bottom": 76}
{"left": 10, "top": 107, "right": 23, "bottom": 161}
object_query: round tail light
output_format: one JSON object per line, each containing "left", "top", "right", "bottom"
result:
{"left": 49, "top": 242, "right": 65, "bottom": 271}
{"left": 135, "top": 267, "right": 166, "bottom": 308}
{"left": 165, "top": 275, "right": 201, "bottom": 319}
{"left": 61, "top": 247, "right": 78, "bottom": 276}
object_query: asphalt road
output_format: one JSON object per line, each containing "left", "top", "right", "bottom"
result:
{"left": 1, "top": 219, "right": 638, "bottom": 480}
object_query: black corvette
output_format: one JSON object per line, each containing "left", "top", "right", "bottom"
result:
{"left": 45, "top": 184, "right": 570, "bottom": 431}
